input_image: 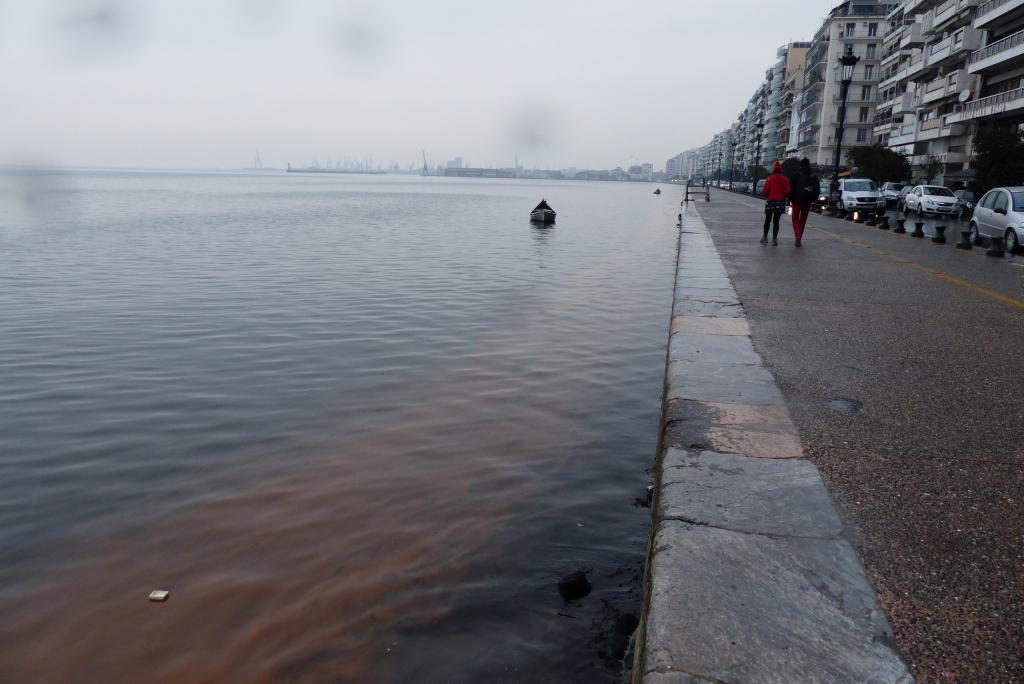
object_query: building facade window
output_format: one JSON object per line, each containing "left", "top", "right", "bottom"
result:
{"left": 861, "top": 85, "right": 872, "bottom": 101}
{"left": 867, "top": 44, "right": 877, "bottom": 59}
{"left": 859, "top": 106, "right": 870, "bottom": 122}
{"left": 868, "top": 23, "right": 878, "bottom": 37}
{"left": 846, "top": 23, "right": 856, "bottom": 37}
{"left": 864, "top": 64, "right": 874, "bottom": 79}
{"left": 857, "top": 128, "right": 868, "bottom": 142}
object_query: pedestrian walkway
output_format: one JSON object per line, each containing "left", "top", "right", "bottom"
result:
{"left": 635, "top": 202, "right": 911, "bottom": 683}
{"left": 683, "top": 189, "right": 1024, "bottom": 681}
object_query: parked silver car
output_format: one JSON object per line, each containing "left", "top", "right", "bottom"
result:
{"left": 880, "top": 182, "right": 906, "bottom": 207}
{"left": 904, "top": 185, "right": 959, "bottom": 217}
{"left": 969, "top": 187, "right": 1024, "bottom": 253}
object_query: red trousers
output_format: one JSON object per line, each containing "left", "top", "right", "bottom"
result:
{"left": 791, "top": 203, "right": 811, "bottom": 239}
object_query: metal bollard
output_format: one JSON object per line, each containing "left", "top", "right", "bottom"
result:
{"left": 911, "top": 221, "right": 926, "bottom": 238}
{"left": 878, "top": 216, "right": 891, "bottom": 230}
{"left": 931, "top": 225, "right": 947, "bottom": 244}
{"left": 894, "top": 218, "right": 906, "bottom": 234}
{"left": 986, "top": 236, "right": 1005, "bottom": 257}
{"left": 956, "top": 230, "right": 972, "bottom": 250}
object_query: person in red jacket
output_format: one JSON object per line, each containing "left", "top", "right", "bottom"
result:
{"left": 760, "top": 161, "right": 792, "bottom": 246}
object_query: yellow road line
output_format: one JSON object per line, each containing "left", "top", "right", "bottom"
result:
{"left": 814, "top": 226, "right": 1024, "bottom": 311}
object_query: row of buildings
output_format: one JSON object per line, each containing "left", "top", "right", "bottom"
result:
{"left": 668, "top": 0, "right": 1024, "bottom": 186}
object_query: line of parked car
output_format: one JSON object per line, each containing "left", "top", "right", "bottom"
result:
{"left": 718, "top": 176, "right": 1022, "bottom": 253}
{"left": 818, "top": 178, "right": 1022, "bottom": 252}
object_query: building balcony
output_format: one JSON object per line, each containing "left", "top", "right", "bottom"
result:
{"left": 901, "top": 22, "right": 925, "bottom": 48}
{"left": 969, "top": 27, "right": 1024, "bottom": 73}
{"left": 881, "top": 47, "right": 908, "bottom": 67}
{"left": 889, "top": 122, "right": 919, "bottom": 146}
{"left": 873, "top": 117, "right": 896, "bottom": 133}
{"left": 923, "top": 0, "right": 977, "bottom": 35}
{"left": 975, "top": 0, "right": 1024, "bottom": 29}
{"left": 921, "top": 69, "right": 965, "bottom": 103}
{"left": 879, "top": 65, "right": 910, "bottom": 89}
{"left": 894, "top": 91, "right": 918, "bottom": 114}
{"left": 906, "top": 54, "right": 928, "bottom": 79}
{"left": 947, "top": 84, "right": 1024, "bottom": 122}
{"left": 927, "top": 27, "right": 983, "bottom": 66}
{"left": 904, "top": 0, "right": 929, "bottom": 17}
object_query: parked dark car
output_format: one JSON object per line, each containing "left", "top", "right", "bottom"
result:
{"left": 814, "top": 181, "right": 831, "bottom": 213}
{"left": 954, "top": 189, "right": 977, "bottom": 219}
{"left": 896, "top": 185, "right": 914, "bottom": 213}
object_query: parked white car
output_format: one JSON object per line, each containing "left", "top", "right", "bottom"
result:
{"left": 838, "top": 179, "right": 885, "bottom": 214}
{"left": 904, "top": 185, "right": 959, "bottom": 217}
{"left": 969, "top": 187, "right": 1024, "bottom": 253}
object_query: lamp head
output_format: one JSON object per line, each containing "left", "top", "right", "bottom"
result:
{"left": 839, "top": 54, "right": 861, "bottom": 84}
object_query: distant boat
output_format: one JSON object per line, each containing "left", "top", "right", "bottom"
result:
{"left": 653, "top": 188, "right": 662, "bottom": 195}
{"left": 530, "top": 199, "right": 556, "bottom": 224}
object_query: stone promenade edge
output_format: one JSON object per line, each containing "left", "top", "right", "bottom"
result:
{"left": 632, "top": 201, "right": 913, "bottom": 683}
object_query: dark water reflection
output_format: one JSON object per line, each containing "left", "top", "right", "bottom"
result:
{"left": 0, "top": 171, "right": 680, "bottom": 682}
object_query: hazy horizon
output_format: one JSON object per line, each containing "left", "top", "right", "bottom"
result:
{"left": 3, "top": 0, "right": 843, "bottom": 171}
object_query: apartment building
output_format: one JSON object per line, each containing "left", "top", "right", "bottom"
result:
{"left": 766, "top": 43, "right": 813, "bottom": 160}
{"left": 946, "top": 0, "right": 1024, "bottom": 157}
{"left": 877, "top": 0, "right": 982, "bottom": 180}
{"left": 796, "top": 1, "right": 895, "bottom": 166}
{"left": 770, "top": 43, "right": 811, "bottom": 159}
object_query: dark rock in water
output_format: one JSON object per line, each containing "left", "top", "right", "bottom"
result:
{"left": 558, "top": 570, "right": 591, "bottom": 601}
{"left": 614, "top": 613, "right": 640, "bottom": 637}
{"left": 609, "top": 613, "right": 640, "bottom": 661}
{"left": 632, "top": 484, "right": 653, "bottom": 508}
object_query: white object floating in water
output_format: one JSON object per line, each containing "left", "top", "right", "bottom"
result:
{"left": 149, "top": 590, "right": 170, "bottom": 602}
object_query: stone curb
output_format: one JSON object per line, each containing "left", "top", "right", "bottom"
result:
{"left": 632, "top": 203, "right": 913, "bottom": 683}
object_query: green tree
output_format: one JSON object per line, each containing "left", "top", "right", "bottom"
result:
{"left": 845, "top": 144, "right": 911, "bottom": 184}
{"left": 921, "top": 156, "right": 944, "bottom": 185}
{"left": 746, "top": 166, "right": 770, "bottom": 182}
{"left": 974, "top": 125, "right": 1024, "bottom": 190}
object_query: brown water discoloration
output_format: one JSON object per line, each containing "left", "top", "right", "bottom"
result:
{"left": 0, "top": 398, "right": 564, "bottom": 684}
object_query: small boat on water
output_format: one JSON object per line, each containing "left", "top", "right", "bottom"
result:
{"left": 653, "top": 188, "right": 662, "bottom": 195}
{"left": 530, "top": 199, "right": 556, "bottom": 224}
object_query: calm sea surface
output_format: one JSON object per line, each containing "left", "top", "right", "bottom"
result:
{"left": 0, "top": 170, "right": 679, "bottom": 683}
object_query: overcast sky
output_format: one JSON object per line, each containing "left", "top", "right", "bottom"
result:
{"left": 2, "top": 0, "right": 842, "bottom": 170}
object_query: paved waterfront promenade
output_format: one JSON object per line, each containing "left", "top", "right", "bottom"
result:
{"left": 635, "top": 201, "right": 911, "bottom": 683}
{"left": 637, "top": 188, "right": 1023, "bottom": 682}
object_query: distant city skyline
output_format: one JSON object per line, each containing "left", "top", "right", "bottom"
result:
{"left": 3, "top": 0, "right": 842, "bottom": 171}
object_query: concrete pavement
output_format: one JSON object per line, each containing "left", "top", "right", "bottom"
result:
{"left": 694, "top": 189, "right": 1024, "bottom": 681}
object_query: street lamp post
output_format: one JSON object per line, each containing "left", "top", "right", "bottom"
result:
{"left": 717, "top": 149, "right": 722, "bottom": 188}
{"left": 751, "top": 119, "right": 765, "bottom": 195}
{"left": 831, "top": 53, "right": 861, "bottom": 214}
{"left": 729, "top": 143, "right": 736, "bottom": 189}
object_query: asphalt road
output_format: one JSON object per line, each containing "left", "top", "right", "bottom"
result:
{"left": 695, "top": 189, "right": 1023, "bottom": 683}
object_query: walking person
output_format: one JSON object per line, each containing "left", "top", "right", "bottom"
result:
{"left": 787, "top": 158, "right": 819, "bottom": 248}
{"left": 760, "top": 161, "right": 791, "bottom": 246}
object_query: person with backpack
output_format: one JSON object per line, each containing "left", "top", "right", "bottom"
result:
{"left": 788, "top": 158, "right": 819, "bottom": 248}
{"left": 760, "top": 161, "right": 791, "bottom": 246}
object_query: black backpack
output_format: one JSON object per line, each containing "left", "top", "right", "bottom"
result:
{"left": 793, "top": 172, "right": 819, "bottom": 204}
